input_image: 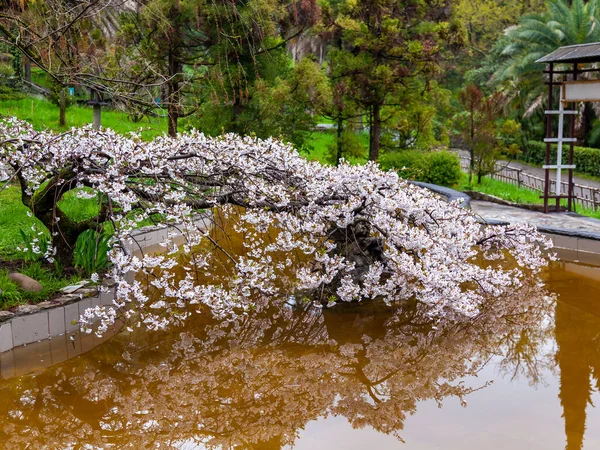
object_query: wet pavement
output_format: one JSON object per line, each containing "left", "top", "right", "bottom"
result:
{"left": 471, "top": 200, "right": 600, "bottom": 234}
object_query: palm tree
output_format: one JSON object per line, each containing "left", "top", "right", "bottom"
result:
{"left": 493, "top": 0, "right": 600, "bottom": 144}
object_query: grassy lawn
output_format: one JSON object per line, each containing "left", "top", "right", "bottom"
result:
{"left": 459, "top": 173, "right": 600, "bottom": 220}
{"left": 0, "top": 96, "right": 168, "bottom": 140}
{"left": 304, "top": 130, "right": 369, "bottom": 165}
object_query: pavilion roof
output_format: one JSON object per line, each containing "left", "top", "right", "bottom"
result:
{"left": 536, "top": 42, "right": 600, "bottom": 64}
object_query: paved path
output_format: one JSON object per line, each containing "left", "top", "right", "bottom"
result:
{"left": 471, "top": 200, "right": 600, "bottom": 234}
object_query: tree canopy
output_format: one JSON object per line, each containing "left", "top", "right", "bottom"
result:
{"left": 1, "top": 118, "right": 551, "bottom": 333}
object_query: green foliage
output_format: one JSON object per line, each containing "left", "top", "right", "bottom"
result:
{"left": 0, "top": 271, "right": 22, "bottom": 305}
{"left": 18, "top": 224, "right": 51, "bottom": 263}
{"left": 494, "top": 0, "right": 600, "bottom": 124}
{"left": 8, "top": 45, "right": 22, "bottom": 85}
{"left": 0, "top": 185, "right": 44, "bottom": 259}
{"left": 73, "top": 229, "right": 112, "bottom": 276}
{"left": 523, "top": 141, "right": 600, "bottom": 178}
{"left": 0, "top": 263, "right": 81, "bottom": 309}
{"left": 456, "top": 85, "right": 522, "bottom": 183}
{"left": 380, "top": 150, "right": 462, "bottom": 187}
{"left": 326, "top": 130, "right": 368, "bottom": 165}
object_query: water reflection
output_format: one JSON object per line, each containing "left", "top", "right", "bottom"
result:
{"left": 0, "top": 277, "right": 559, "bottom": 449}
{"left": 553, "top": 266, "right": 600, "bottom": 450}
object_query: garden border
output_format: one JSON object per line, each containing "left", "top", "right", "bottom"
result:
{"left": 0, "top": 213, "right": 212, "bottom": 355}
{"left": 415, "top": 182, "right": 600, "bottom": 262}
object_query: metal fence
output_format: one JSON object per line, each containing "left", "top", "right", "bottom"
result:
{"left": 459, "top": 156, "right": 600, "bottom": 211}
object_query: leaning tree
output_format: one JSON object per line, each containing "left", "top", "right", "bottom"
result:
{"left": 0, "top": 117, "right": 552, "bottom": 333}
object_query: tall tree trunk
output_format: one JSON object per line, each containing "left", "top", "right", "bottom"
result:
{"left": 233, "top": 99, "right": 244, "bottom": 134}
{"left": 369, "top": 103, "right": 381, "bottom": 161}
{"left": 23, "top": 56, "right": 31, "bottom": 82}
{"left": 166, "top": 0, "right": 182, "bottom": 138}
{"left": 167, "top": 51, "right": 180, "bottom": 137}
{"left": 59, "top": 87, "right": 67, "bottom": 127}
{"left": 336, "top": 116, "right": 344, "bottom": 166}
{"left": 469, "top": 104, "right": 475, "bottom": 184}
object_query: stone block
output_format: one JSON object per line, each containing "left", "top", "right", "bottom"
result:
{"left": 91, "top": 293, "right": 102, "bottom": 310}
{"left": 66, "top": 333, "right": 82, "bottom": 360}
{"left": 0, "top": 321, "right": 13, "bottom": 353}
{"left": 0, "top": 351, "right": 15, "bottom": 379}
{"left": 50, "top": 334, "right": 69, "bottom": 365}
{"left": 0, "top": 311, "right": 14, "bottom": 323}
{"left": 576, "top": 250, "right": 600, "bottom": 266}
{"left": 554, "top": 247, "right": 579, "bottom": 262}
{"left": 48, "top": 307, "right": 66, "bottom": 337}
{"left": 64, "top": 303, "right": 80, "bottom": 333}
{"left": 578, "top": 238, "right": 600, "bottom": 255}
{"left": 553, "top": 234, "right": 578, "bottom": 250}
{"left": 78, "top": 298, "right": 92, "bottom": 320}
{"left": 12, "top": 312, "right": 49, "bottom": 347}
{"left": 81, "top": 330, "right": 95, "bottom": 354}
{"left": 100, "top": 289, "right": 115, "bottom": 306}
{"left": 13, "top": 340, "right": 51, "bottom": 377}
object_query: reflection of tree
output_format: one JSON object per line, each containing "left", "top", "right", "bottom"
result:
{"left": 0, "top": 284, "right": 553, "bottom": 449}
{"left": 555, "top": 283, "right": 600, "bottom": 450}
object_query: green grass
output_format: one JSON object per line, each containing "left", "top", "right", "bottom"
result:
{"left": 0, "top": 262, "right": 81, "bottom": 309}
{"left": 304, "top": 130, "right": 369, "bottom": 165}
{"left": 460, "top": 173, "right": 600, "bottom": 220}
{"left": 0, "top": 96, "right": 168, "bottom": 140}
{"left": 0, "top": 185, "right": 43, "bottom": 259}
{"left": 57, "top": 188, "right": 102, "bottom": 223}
{"left": 305, "top": 131, "right": 336, "bottom": 164}
{"left": 0, "top": 184, "right": 103, "bottom": 261}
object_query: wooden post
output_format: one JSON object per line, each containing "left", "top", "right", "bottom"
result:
{"left": 544, "top": 63, "right": 553, "bottom": 213}
{"left": 566, "top": 62, "right": 577, "bottom": 211}
{"left": 90, "top": 90, "right": 102, "bottom": 130}
{"left": 516, "top": 169, "right": 522, "bottom": 188}
{"left": 59, "top": 87, "right": 67, "bottom": 127}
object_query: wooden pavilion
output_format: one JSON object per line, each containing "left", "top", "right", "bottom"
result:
{"left": 536, "top": 42, "right": 600, "bottom": 212}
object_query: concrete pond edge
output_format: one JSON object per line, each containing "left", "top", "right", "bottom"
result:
{"left": 3, "top": 185, "right": 600, "bottom": 355}
{"left": 0, "top": 214, "right": 212, "bottom": 355}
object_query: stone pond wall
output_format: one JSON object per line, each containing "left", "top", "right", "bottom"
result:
{"left": 0, "top": 215, "right": 212, "bottom": 356}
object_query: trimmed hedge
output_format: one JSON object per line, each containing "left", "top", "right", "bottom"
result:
{"left": 380, "top": 150, "right": 462, "bottom": 187}
{"left": 523, "top": 141, "right": 600, "bottom": 178}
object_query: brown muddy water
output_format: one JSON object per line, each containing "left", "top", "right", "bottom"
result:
{"left": 0, "top": 260, "right": 599, "bottom": 449}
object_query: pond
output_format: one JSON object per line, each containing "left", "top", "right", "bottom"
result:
{"left": 0, "top": 258, "right": 599, "bottom": 449}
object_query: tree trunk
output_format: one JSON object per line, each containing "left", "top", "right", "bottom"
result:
{"left": 59, "top": 87, "right": 67, "bottom": 127}
{"left": 93, "top": 105, "right": 101, "bottom": 130}
{"left": 23, "top": 56, "right": 31, "bottom": 82}
{"left": 336, "top": 116, "right": 344, "bottom": 166}
{"left": 369, "top": 103, "right": 381, "bottom": 161}
{"left": 469, "top": 105, "right": 475, "bottom": 185}
{"left": 167, "top": 64, "right": 179, "bottom": 137}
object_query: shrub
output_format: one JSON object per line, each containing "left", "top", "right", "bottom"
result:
{"left": 380, "top": 150, "right": 462, "bottom": 187}
{"left": 523, "top": 141, "right": 600, "bottom": 178}
{"left": 73, "top": 229, "right": 112, "bottom": 276}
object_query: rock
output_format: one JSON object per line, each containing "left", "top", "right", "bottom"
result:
{"left": 60, "top": 281, "right": 89, "bottom": 294}
{"left": 15, "top": 304, "right": 39, "bottom": 315}
{"left": 8, "top": 273, "right": 43, "bottom": 292}
{"left": 0, "top": 311, "right": 14, "bottom": 322}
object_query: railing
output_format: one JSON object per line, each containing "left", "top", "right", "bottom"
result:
{"left": 459, "top": 156, "right": 600, "bottom": 210}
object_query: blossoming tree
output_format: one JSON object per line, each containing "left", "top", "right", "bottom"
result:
{"left": 0, "top": 117, "right": 552, "bottom": 333}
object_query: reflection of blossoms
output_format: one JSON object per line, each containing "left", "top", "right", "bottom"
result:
{"left": 0, "top": 118, "right": 552, "bottom": 334}
{"left": 0, "top": 282, "right": 554, "bottom": 448}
